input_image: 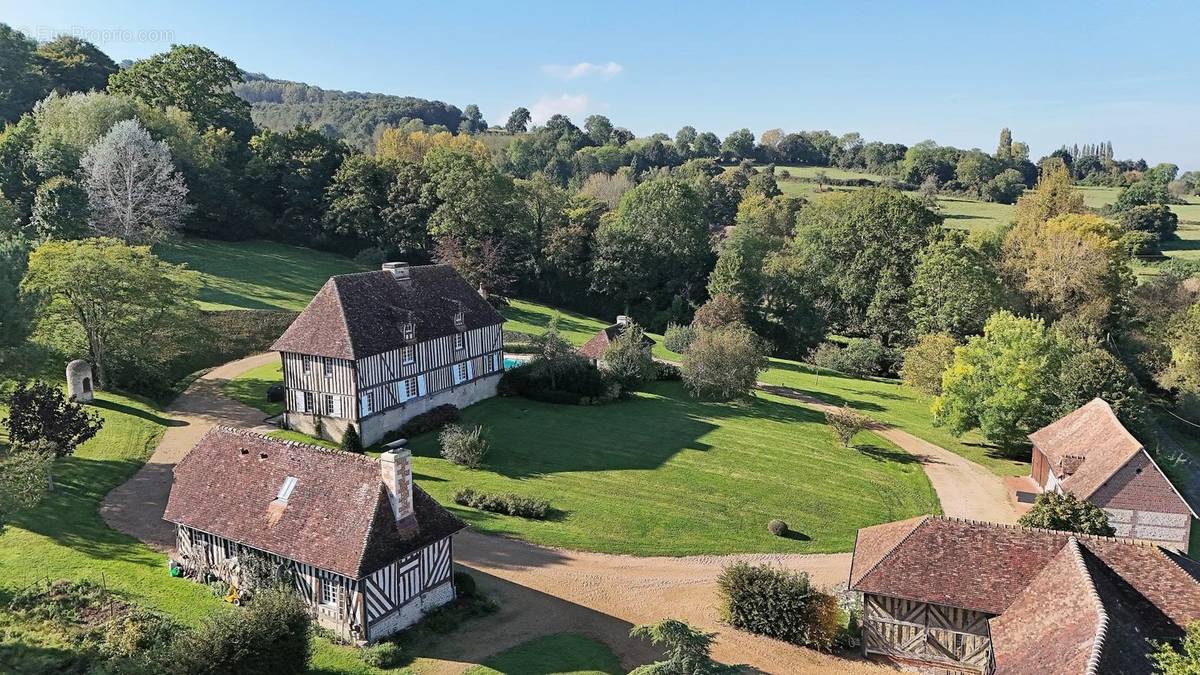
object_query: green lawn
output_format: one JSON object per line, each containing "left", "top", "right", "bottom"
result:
{"left": 462, "top": 633, "right": 622, "bottom": 675}
{"left": 504, "top": 299, "right": 1026, "bottom": 477}
{"left": 222, "top": 360, "right": 284, "bottom": 415}
{"left": 155, "top": 238, "right": 365, "bottom": 311}
{"left": 0, "top": 392, "right": 387, "bottom": 674}
{"left": 412, "top": 381, "right": 939, "bottom": 555}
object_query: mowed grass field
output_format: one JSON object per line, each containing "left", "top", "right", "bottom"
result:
{"left": 410, "top": 380, "right": 940, "bottom": 555}
{"left": 155, "top": 238, "right": 365, "bottom": 311}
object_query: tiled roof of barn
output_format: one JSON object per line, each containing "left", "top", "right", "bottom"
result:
{"left": 578, "top": 321, "right": 657, "bottom": 360}
{"left": 1028, "top": 398, "right": 1144, "bottom": 500}
{"left": 851, "top": 516, "right": 1200, "bottom": 674}
{"left": 164, "top": 427, "right": 465, "bottom": 579}
{"left": 271, "top": 265, "right": 504, "bottom": 360}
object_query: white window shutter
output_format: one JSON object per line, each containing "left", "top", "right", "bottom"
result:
{"left": 293, "top": 390, "right": 306, "bottom": 412}
{"left": 417, "top": 374, "right": 427, "bottom": 396}
{"left": 466, "top": 361, "right": 474, "bottom": 380}
{"left": 331, "top": 397, "right": 342, "bottom": 418}
{"left": 452, "top": 365, "right": 461, "bottom": 385}
{"left": 396, "top": 381, "right": 408, "bottom": 403}
{"left": 359, "top": 393, "right": 371, "bottom": 417}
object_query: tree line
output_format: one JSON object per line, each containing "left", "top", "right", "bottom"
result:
{"left": 1, "top": 28, "right": 1198, "bottom": 454}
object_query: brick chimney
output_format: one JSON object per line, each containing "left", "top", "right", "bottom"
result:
{"left": 379, "top": 444, "right": 414, "bottom": 522}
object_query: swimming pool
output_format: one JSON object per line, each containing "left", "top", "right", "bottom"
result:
{"left": 503, "top": 357, "right": 524, "bottom": 370}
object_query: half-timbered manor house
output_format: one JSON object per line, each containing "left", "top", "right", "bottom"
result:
{"left": 164, "top": 427, "right": 466, "bottom": 642}
{"left": 1029, "top": 398, "right": 1196, "bottom": 550}
{"left": 272, "top": 262, "right": 505, "bottom": 446}
{"left": 850, "top": 515, "right": 1200, "bottom": 674}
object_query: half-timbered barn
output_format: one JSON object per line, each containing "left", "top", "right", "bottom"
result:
{"left": 578, "top": 315, "right": 656, "bottom": 366}
{"left": 164, "top": 427, "right": 466, "bottom": 643}
{"left": 1029, "top": 398, "right": 1196, "bottom": 550}
{"left": 850, "top": 515, "right": 1200, "bottom": 674}
{"left": 272, "top": 262, "right": 505, "bottom": 446}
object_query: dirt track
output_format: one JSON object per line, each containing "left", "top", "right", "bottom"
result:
{"left": 101, "top": 353, "right": 1020, "bottom": 673}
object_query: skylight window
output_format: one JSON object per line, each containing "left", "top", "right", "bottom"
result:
{"left": 276, "top": 476, "right": 298, "bottom": 502}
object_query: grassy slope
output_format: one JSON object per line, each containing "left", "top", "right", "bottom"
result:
{"left": 462, "top": 633, "right": 622, "bottom": 675}
{"left": 155, "top": 239, "right": 365, "bottom": 311}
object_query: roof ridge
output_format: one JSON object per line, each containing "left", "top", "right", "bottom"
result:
{"left": 332, "top": 264, "right": 449, "bottom": 280}
{"left": 931, "top": 515, "right": 1164, "bottom": 549}
{"left": 852, "top": 516, "right": 931, "bottom": 588}
{"left": 210, "top": 425, "right": 379, "bottom": 466}
{"left": 1066, "top": 537, "right": 1110, "bottom": 675}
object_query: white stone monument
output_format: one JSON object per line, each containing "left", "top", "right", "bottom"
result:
{"left": 66, "top": 359, "right": 94, "bottom": 403}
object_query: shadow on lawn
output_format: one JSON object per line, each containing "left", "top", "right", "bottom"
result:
{"left": 90, "top": 399, "right": 185, "bottom": 427}
{"left": 500, "top": 305, "right": 601, "bottom": 340}
{"left": 417, "top": 381, "right": 917, "bottom": 480}
{"left": 11, "top": 455, "right": 165, "bottom": 567}
{"left": 854, "top": 443, "right": 922, "bottom": 465}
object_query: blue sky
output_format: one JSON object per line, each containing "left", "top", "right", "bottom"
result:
{"left": 6, "top": 0, "right": 1198, "bottom": 168}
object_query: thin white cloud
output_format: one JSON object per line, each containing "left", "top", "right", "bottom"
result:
{"left": 529, "top": 94, "right": 595, "bottom": 124}
{"left": 540, "top": 61, "right": 623, "bottom": 80}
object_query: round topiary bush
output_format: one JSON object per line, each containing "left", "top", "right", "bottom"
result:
{"left": 454, "top": 571, "right": 477, "bottom": 598}
{"left": 768, "top": 519, "right": 789, "bottom": 537}
{"left": 266, "top": 384, "right": 285, "bottom": 403}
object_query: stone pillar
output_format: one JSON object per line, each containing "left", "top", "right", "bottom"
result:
{"left": 66, "top": 359, "right": 94, "bottom": 403}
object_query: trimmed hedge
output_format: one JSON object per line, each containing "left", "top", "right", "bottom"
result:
{"left": 654, "top": 361, "right": 682, "bottom": 381}
{"left": 497, "top": 360, "right": 616, "bottom": 405}
{"left": 716, "top": 562, "right": 840, "bottom": 650}
{"left": 453, "top": 487, "right": 551, "bottom": 519}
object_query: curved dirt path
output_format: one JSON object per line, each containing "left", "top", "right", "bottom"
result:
{"left": 100, "top": 352, "right": 280, "bottom": 549}
{"left": 101, "top": 353, "right": 1015, "bottom": 673}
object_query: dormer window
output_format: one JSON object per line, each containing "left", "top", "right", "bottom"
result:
{"left": 276, "top": 476, "right": 298, "bottom": 503}
{"left": 454, "top": 311, "right": 465, "bottom": 329}
{"left": 402, "top": 322, "right": 415, "bottom": 341}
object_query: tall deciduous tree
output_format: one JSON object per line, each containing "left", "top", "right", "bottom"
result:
{"left": 910, "top": 230, "right": 1004, "bottom": 338}
{"left": 1013, "top": 159, "right": 1084, "bottom": 230}
{"left": 22, "top": 237, "right": 199, "bottom": 389}
{"left": 31, "top": 176, "right": 90, "bottom": 240}
{"left": 932, "top": 312, "right": 1065, "bottom": 450}
{"left": 504, "top": 107, "right": 531, "bottom": 134}
{"left": 81, "top": 119, "right": 191, "bottom": 243}
{"left": 785, "top": 188, "right": 941, "bottom": 343}
{"left": 248, "top": 126, "right": 348, "bottom": 233}
{"left": 0, "top": 24, "right": 49, "bottom": 124}
{"left": 108, "top": 44, "right": 252, "bottom": 139}
{"left": 1001, "top": 213, "right": 1132, "bottom": 329}
{"left": 35, "top": 36, "right": 118, "bottom": 95}
{"left": 681, "top": 324, "right": 768, "bottom": 401}
{"left": 591, "top": 177, "right": 713, "bottom": 321}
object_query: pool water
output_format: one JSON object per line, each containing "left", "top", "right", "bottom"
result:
{"left": 503, "top": 357, "right": 524, "bottom": 370}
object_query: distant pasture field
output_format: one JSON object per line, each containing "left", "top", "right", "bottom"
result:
{"left": 155, "top": 239, "right": 364, "bottom": 311}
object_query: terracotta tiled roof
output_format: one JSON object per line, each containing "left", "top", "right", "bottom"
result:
{"left": 271, "top": 265, "right": 504, "bottom": 360}
{"left": 1028, "top": 399, "right": 1143, "bottom": 500}
{"left": 852, "top": 516, "right": 1200, "bottom": 674}
{"left": 989, "top": 540, "right": 1104, "bottom": 675}
{"left": 851, "top": 516, "right": 1070, "bottom": 614}
{"left": 164, "top": 427, "right": 465, "bottom": 578}
{"left": 577, "top": 321, "right": 656, "bottom": 360}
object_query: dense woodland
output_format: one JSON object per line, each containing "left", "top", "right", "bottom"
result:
{"left": 1, "top": 27, "right": 1199, "bottom": 451}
